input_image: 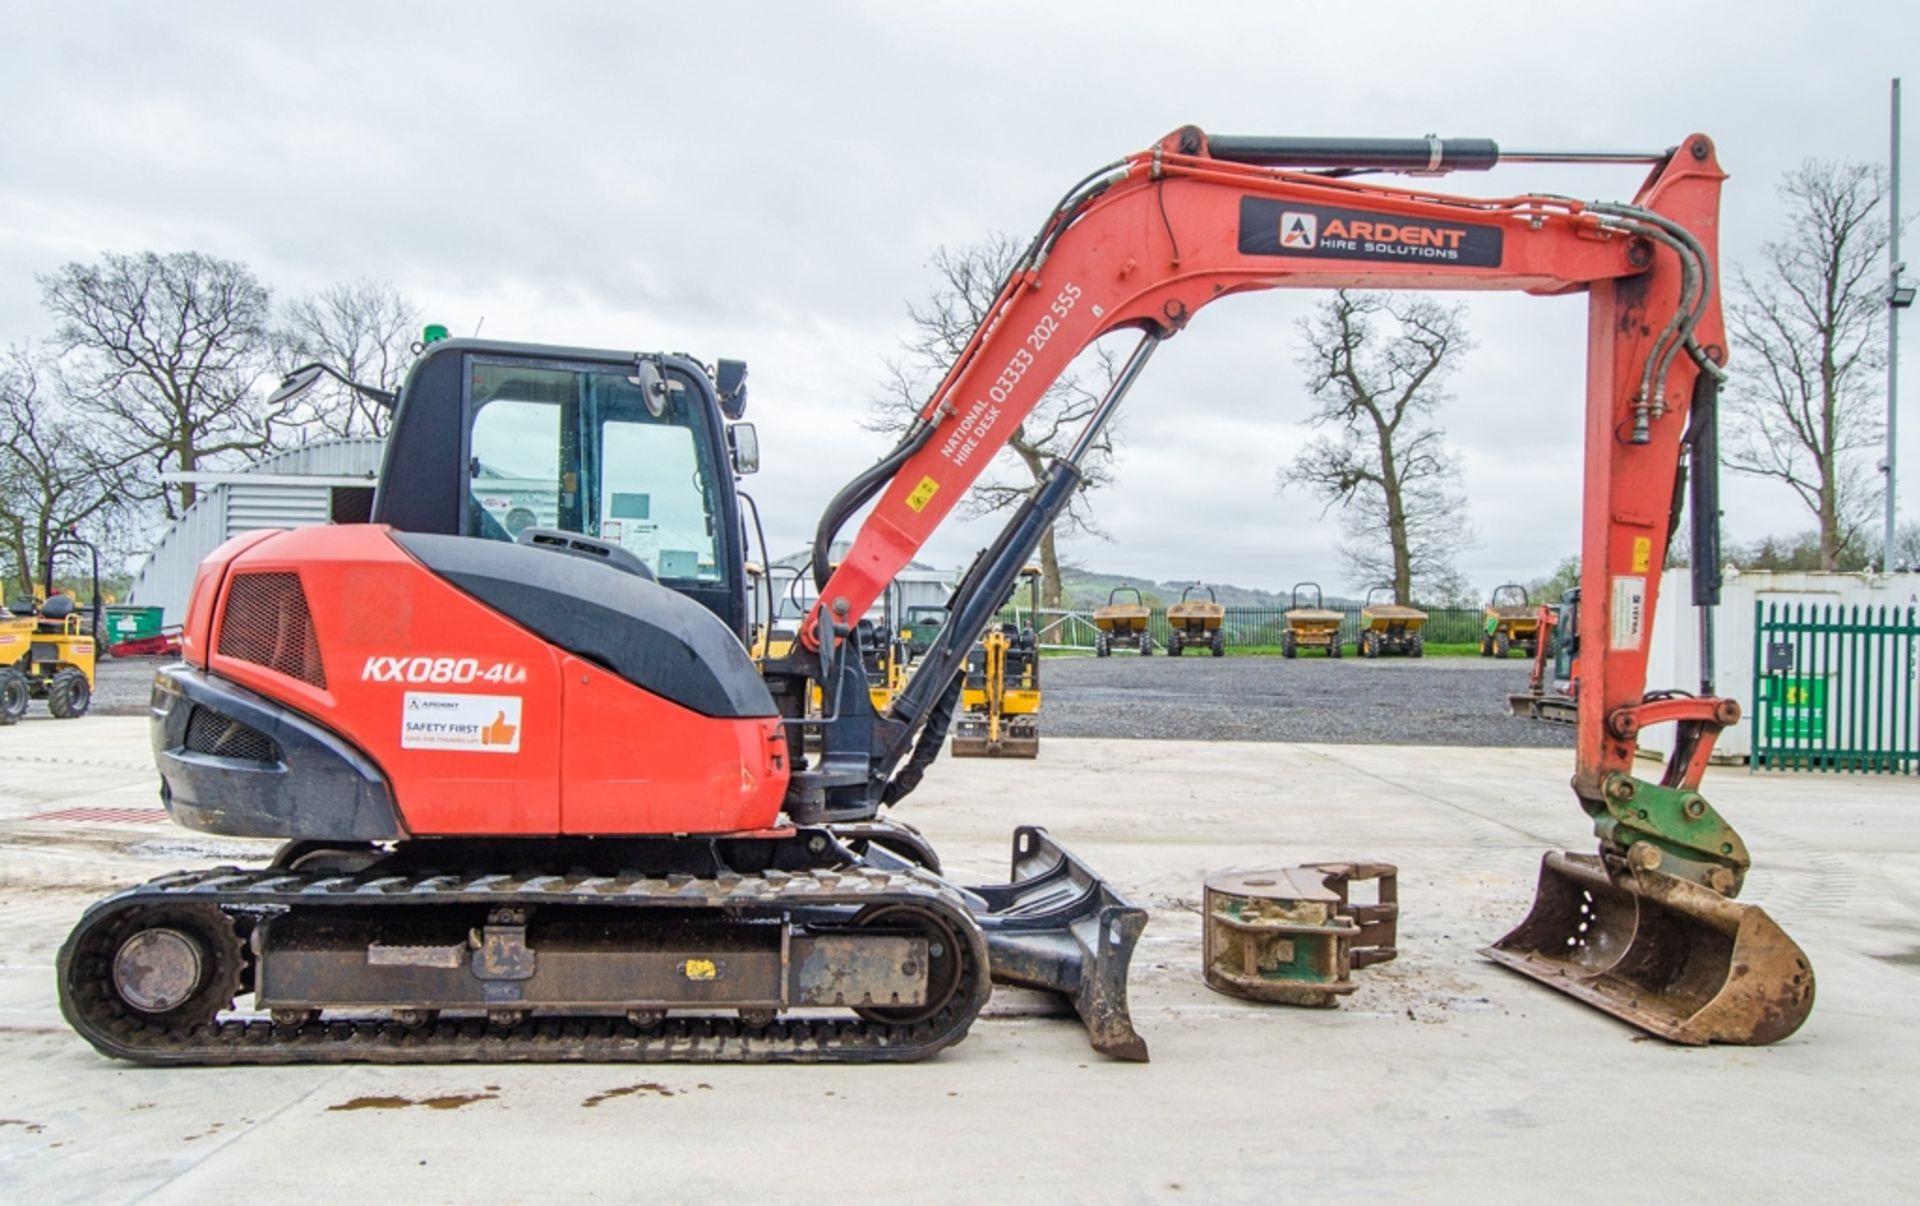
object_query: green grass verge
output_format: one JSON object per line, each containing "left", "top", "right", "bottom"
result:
{"left": 1042, "top": 641, "right": 1499, "bottom": 659}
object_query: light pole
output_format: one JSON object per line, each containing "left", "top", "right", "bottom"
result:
{"left": 1889, "top": 79, "right": 1914, "bottom": 572}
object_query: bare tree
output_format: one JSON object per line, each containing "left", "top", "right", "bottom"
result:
{"left": 1526, "top": 556, "right": 1581, "bottom": 605}
{"left": 1733, "top": 529, "right": 1874, "bottom": 573}
{"left": 0, "top": 349, "right": 141, "bottom": 600}
{"left": 1282, "top": 291, "right": 1474, "bottom": 603}
{"left": 1726, "top": 160, "right": 1889, "bottom": 571}
{"left": 278, "top": 278, "right": 420, "bottom": 438}
{"left": 869, "top": 234, "right": 1120, "bottom": 608}
{"left": 38, "top": 251, "right": 280, "bottom": 518}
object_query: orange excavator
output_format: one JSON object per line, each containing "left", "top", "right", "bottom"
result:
{"left": 59, "top": 126, "right": 1812, "bottom": 1067}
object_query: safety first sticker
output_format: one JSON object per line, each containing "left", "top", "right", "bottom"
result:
{"left": 401, "top": 692, "right": 522, "bottom": 753}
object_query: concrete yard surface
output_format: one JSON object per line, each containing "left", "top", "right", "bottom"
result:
{"left": 2, "top": 718, "right": 1916, "bottom": 1203}
{"left": 1040, "top": 655, "right": 1575, "bottom": 749}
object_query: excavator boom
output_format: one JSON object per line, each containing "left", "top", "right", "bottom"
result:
{"left": 796, "top": 126, "right": 1811, "bottom": 1045}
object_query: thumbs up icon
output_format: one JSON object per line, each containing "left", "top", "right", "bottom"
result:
{"left": 481, "top": 710, "right": 518, "bottom": 747}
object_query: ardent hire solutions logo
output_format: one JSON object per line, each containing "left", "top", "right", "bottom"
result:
{"left": 1280, "top": 212, "right": 1317, "bottom": 249}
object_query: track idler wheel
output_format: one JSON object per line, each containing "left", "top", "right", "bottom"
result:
{"left": 62, "top": 903, "right": 247, "bottom": 1040}
{"left": 1484, "top": 851, "right": 1815, "bottom": 1045}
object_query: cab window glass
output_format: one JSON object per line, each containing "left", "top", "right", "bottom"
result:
{"left": 466, "top": 361, "right": 725, "bottom": 585}
{"left": 469, "top": 394, "right": 563, "bottom": 537}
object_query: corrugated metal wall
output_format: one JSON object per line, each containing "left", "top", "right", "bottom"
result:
{"left": 125, "top": 439, "right": 384, "bottom": 625}
{"left": 250, "top": 437, "right": 387, "bottom": 478}
{"left": 124, "top": 493, "right": 229, "bottom": 626}
{"left": 225, "top": 483, "right": 332, "bottom": 534}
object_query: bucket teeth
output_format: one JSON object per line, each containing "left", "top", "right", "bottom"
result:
{"left": 1484, "top": 850, "right": 1815, "bottom": 1045}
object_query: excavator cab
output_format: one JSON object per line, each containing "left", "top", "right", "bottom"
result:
{"left": 1550, "top": 587, "right": 1580, "bottom": 690}
{"left": 371, "top": 339, "right": 759, "bottom": 640}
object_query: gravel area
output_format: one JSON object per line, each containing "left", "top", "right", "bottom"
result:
{"left": 86, "top": 652, "right": 1569, "bottom": 748}
{"left": 1037, "top": 654, "right": 1573, "bottom": 747}
{"left": 88, "top": 655, "right": 165, "bottom": 717}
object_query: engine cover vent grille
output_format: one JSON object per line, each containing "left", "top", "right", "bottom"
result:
{"left": 217, "top": 572, "right": 327, "bottom": 688}
{"left": 184, "top": 706, "right": 281, "bottom": 763}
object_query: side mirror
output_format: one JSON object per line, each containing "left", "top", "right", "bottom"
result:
{"left": 716, "top": 359, "right": 749, "bottom": 420}
{"left": 728, "top": 422, "right": 760, "bottom": 475}
{"left": 267, "top": 363, "right": 329, "bottom": 408}
{"left": 266, "top": 361, "right": 397, "bottom": 409}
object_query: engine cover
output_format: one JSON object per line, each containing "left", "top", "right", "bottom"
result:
{"left": 166, "top": 524, "right": 788, "bottom": 838}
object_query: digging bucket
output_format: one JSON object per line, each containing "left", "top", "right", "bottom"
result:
{"left": 1484, "top": 851, "right": 1813, "bottom": 1045}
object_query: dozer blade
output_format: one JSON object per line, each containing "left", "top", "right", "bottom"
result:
{"left": 1484, "top": 851, "right": 1814, "bottom": 1045}
{"left": 992, "top": 735, "right": 1040, "bottom": 759}
{"left": 958, "top": 826, "right": 1149, "bottom": 1061}
{"left": 950, "top": 721, "right": 1039, "bottom": 759}
{"left": 1506, "top": 691, "right": 1577, "bottom": 724}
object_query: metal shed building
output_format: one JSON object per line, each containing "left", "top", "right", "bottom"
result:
{"left": 764, "top": 542, "right": 955, "bottom": 630}
{"left": 125, "top": 438, "right": 384, "bottom": 625}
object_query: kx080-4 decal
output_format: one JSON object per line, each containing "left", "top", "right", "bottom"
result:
{"left": 361, "top": 656, "right": 529, "bottom": 686}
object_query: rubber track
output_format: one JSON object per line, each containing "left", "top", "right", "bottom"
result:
{"left": 58, "top": 864, "right": 990, "bottom": 1065}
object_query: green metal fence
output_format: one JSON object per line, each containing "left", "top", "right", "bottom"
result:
{"left": 1751, "top": 600, "right": 1919, "bottom": 774}
{"left": 1012, "top": 605, "right": 1496, "bottom": 652}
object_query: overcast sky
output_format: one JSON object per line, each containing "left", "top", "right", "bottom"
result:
{"left": 2, "top": 2, "right": 1915, "bottom": 594}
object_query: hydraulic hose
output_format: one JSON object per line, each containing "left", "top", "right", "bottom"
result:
{"left": 810, "top": 420, "right": 936, "bottom": 590}
{"left": 1580, "top": 199, "right": 1723, "bottom": 442}
{"left": 880, "top": 672, "right": 963, "bottom": 806}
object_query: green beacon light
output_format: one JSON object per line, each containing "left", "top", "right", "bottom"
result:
{"left": 422, "top": 323, "right": 450, "bottom": 344}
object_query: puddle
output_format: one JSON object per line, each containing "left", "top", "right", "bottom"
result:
{"left": 581, "top": 1082, "right": 676, "bottom": 1107}
{"left": 327, "top": 1093, "right": 498, "bottom": 1112}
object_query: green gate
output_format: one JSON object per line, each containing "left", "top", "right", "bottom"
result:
{"left": 1751, "top": 600, "right": 1919, "bottom": 773}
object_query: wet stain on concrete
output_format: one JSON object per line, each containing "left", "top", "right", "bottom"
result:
{"left": 328, "top": 1093, "right": 498, "bottom": 1112}
{"left": 581, "top": 1082, "right": 675, "bottom": 1107}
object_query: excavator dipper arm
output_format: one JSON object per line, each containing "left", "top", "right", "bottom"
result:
{"left": 798, "top": 126, "right": 1812, "bottom": 1045}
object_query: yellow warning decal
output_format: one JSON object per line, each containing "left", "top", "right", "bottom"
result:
{"left": 682, "top": 959, "right": 718, "bottom": 981}
{"left": 1631, "top": 537, "right": 1652, "bottom": 573}
{"left": 906, "top": 476, "right": 940, "bottom": 513}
